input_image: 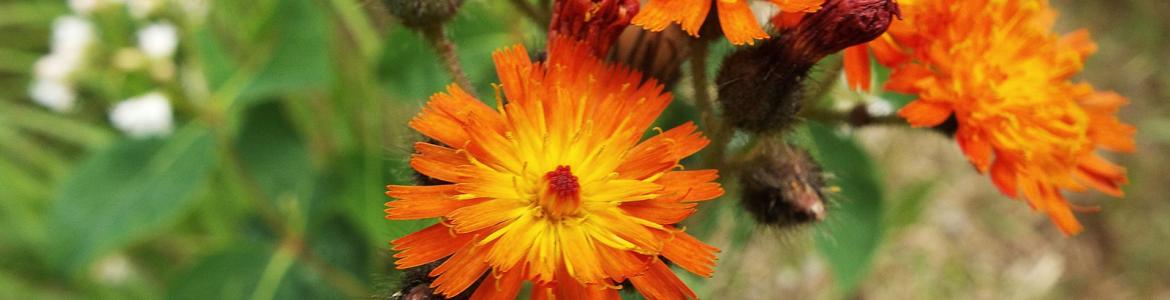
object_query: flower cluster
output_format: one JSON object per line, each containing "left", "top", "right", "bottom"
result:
{"left": 31, "top": 0, "right": 206, "bottom": 138}
{"left": 848, "top": 0, "right": 1136, "bottom": 234}
{"left": 385, "top": 0, "right": 1137, "bottom": 297}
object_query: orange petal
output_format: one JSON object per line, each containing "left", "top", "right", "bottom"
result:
{"left": 617, "top": 122, "right": 709, "bottom": 180}
{"left": 869, "top": 34, "right": 910, "bottom": 67}
{"left": 385, "top": 185, "right": 484, "bottom": 220}
{"left": 629, "top": 258, "right": 697, "bottom": 300}
{"left": 884, "top": 64, "right": 932, "bottom": 94}
{"left": 843, "top": 45, "right": 872, "bottom": 92}
{"left": 429, "top": 245, "right": 492, "bottom": 297}
{"left": 621, "top": 199, "right": 698, "bottom": 224}
{"left": 656, "top": 170, "right": 723, "bottom": 202}
{"left": 469, "top": 268, "right": 525, "bottom": 300}
{"left": 391, "top": 223, "right": 473, "bottom": 269}
{"left": 660, "top": 231, "right": 719, "bottom": 277}
{"left": 770, "top": 0, "right": 824, "bottom": 12}
{"left": 989, "top": 158, "right": 1019, "bottom": 199}
{"left": 717, "top": 0, "right": 769, "bottom": 45}
{"left": 410, "top": 84, "right": 503, "bottom": 149}
{"left": 1074, "top": 154, "right": 1127, "bottom": 197}
{"left": 956, "top": 128, "right": 993, "bottom": 172}
{"left": 447, "top": 199, "right": 527, "bottom": 234}
{"left": 410, "top": 143, "right": 468, "bottom": 183}
{"left": 770, "top": 12, "right": 805, "bottom": 29}
{"left": 898, "top": 100, "right": 952, "bottom": 127}
{"left": 632, "top": 0, "right": 712, "bottom": 36}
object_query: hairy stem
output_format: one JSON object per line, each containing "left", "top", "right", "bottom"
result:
{"left": 692, "top": 39, "right": 730, "bottom": 170}
{"left": 422, "top": 25, "right": 477, "bottom": 97}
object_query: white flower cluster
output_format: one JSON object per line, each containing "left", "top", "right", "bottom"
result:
{"left": 32, "top": 0, "right": 198, "bottom": 138}
{"left": 110, "top": 92, "right": 174, "bottom": 138}
{"left": 30, "top": 16, "right": 95, "bottom": 112}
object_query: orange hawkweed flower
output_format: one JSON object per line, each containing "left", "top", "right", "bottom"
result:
{"left": 386, "top": 37, "right": 724, "bottom": 299}
{"left": 632, "top": 0, "right": 824, "bottom": 45}
{"left": 851, "top": 0, "right": 1136, "bottom": 234}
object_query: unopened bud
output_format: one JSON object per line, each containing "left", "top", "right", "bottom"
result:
{"left": 550, "top": 0, "right": 639, "bottom": 56}
{"left": 740, "top": 143, "right": 827, "bottom": 227}
{"left": 611, "top": 25, "right": 689, "bottom": 87}
{"left": 715, "top": 39, "right": 808, "bottom": 133}
{"left": 716, "top": 0, "right": 898, "bottom": 132}
{"left": 790, "top": 0, "right": 899, "bottom": 60}
{"left": 384, "top": 0, "right": 464, "bottom": 29}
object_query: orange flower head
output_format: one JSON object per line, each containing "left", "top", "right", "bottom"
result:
{"left": 386, "top": 37, "right": 724, "bottom": 299}
{"left": 632, "top": 0, "right": 825, "bottom": 45}
{"left": 858, "top": 0, "right": 1136, "bottom": 234}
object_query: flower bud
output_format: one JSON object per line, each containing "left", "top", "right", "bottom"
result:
{"left": 549, "top": 0, "right": 639, "bottom": 56}
{"left": 739, "top": 142, "right": 827, "bottom": 227}
{"left": 384, "top": 0, "right": 464, "bottom": 29}
{"left": 611, "top": 25, "right": 689, "bottom": 87}
{"left": 716, "top": 0, "right": 898, "bottom": 132}
{"left": 789, "top": 0, "right": 899, "bottom": 60}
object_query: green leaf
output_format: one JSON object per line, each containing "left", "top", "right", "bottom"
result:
{"left": 885, "top": 181, "right": 935, "bottom": 233}
{"left": 237, "top": 0, "right": 333, "bottom": 104}
{"left": 236, "top": 102, "right": 315, "bottom": 216}
{"left": 804, "top": 122, "right": 885, "bottom": 297}
{"left": 194, "top": 27, "right": 236, "bottom": 92}
{"left": 48, "top": 126, "right": 218, "bottom": 273}
{"left": 379, "top": 2, "right": 518, "bottom": 103}
{"left": 166, "top": 244, "right": 345, "bottom": 300}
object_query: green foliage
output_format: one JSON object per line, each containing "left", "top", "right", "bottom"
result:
{"left": 804, "top": 122, "right": 885, "bottom": 298}
{"left": 48, "top": 126, "right": 218, "bottom": 273}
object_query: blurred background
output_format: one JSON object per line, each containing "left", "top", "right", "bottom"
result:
{"left": 0, "top": 0, "right": 1165, "bottom": 299}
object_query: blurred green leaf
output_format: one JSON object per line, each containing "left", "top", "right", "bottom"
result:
{"left": 885, "top": 181, "right": 935, "bottom": 233}
{"left": 379, "top": 3, "right": 519, "bottom": 103}
{"left": 236, "top": 102, "right": 315, "bottom": 215}
{"left": 238, "top": 0, "right": 332, "bottom": 104}
{"left": 804, "top": 122, "right": 885, "bottom": 298}
{"left": 194, "top": 27, "right": 236, "bottom": 92}
{"left": 166, "top": 244, "right": 345, "bottom": 300}
{"left": 0, "top": 2, "right": 66, "bottom": 28}
{"left": 48, "top": 126, "right": 218, "bottom": 273}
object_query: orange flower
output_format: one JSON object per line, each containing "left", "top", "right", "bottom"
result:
{"left": 852, "top": 0, "right": 1136, "bottom": 234}
{"left": 386, "top": 37, "right": 724, "bottom": 299}
{"left": 632, "top": 0, "right": 824, "bottom": 45}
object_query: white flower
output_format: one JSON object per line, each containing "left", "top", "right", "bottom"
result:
{"left": 137, "top": 22, "right": 179, "bottom": 59}
{"left": 51, "top": 16, "right": 96, "bottom": 60}
{"left": 34, "top": 53, "right": 83, "bottom": 82}
{"left": 126, "top": 0, "right": 162, "bottom": 19}
{"left": 865, "top": 98, "right": 895, "bottom": 117}
{"left": 29, "top": 79, "right": 77, "bottom": 112}
{"left": 110, "top": 92, "right": 174, "bottom": 138}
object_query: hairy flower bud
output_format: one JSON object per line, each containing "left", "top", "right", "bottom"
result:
{"left": 384, "top": 0, "right": 464, "bottom": 29}
{"left": 550, "top": 0, "right": 639, "bottom": 56}
{"left": 740, "top": 142, "right": 827, "bottom": 227}
{"left": 716, "top": 0, "right": 898, "bottom": 132}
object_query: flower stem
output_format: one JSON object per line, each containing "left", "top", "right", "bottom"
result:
{"left": 691, "top": 39, "right": 730, "bottom": 170}
{"left": 422, "top": 25, "right": 477, "bottom": 97}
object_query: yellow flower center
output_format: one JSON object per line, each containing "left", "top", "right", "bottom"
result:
{"left": 537, "top": 165, "right": 582, "bottom": 220}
